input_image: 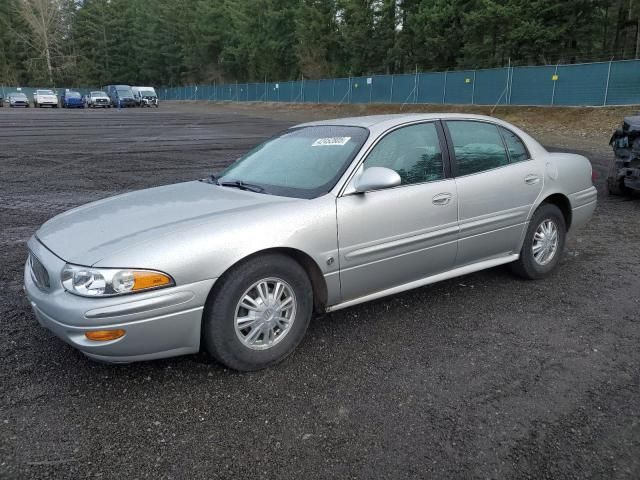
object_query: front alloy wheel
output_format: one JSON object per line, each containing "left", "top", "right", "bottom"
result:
{"left": 203, "top": 253, "right": 313, "bottom": 371}
{"left": 234, "top": 277, "right": 297, "bottom": 350}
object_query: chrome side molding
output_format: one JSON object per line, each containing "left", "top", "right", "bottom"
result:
{"left": 326, "top": 254, "right": 519, "bottom": 312}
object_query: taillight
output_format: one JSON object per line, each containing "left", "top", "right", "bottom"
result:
{"left": 591, "top": 167, "right": 597, "bottom": 183}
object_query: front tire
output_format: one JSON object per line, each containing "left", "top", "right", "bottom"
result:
{"left": 203, "top": 253, "right": 313, "bottom": 371}
{"left": 511, "top": 204, "right": 566, "bottom": 280}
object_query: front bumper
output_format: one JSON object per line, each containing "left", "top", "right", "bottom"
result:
{"left": 37, "top": 100, "right": 58, "bottom": 106}
{"left": 24, "top": 236, "right": 216, "bottom": 363}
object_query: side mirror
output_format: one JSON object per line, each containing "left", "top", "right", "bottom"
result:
{"left": 354, "top": 167, "right": 401, "bottom": 193}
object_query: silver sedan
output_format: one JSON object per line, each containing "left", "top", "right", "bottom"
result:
{"left": 24, "top": 114, "right": 597, "bottom": 370}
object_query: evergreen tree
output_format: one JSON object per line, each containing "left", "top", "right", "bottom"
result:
{"left": 0, "top": 0, "right": 629, "bottom": 86}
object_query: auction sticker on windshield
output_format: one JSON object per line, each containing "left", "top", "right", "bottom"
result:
{"left": 312, "top": 137, "right": 352, "bottom": 146}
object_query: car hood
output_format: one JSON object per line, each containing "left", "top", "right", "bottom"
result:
{"left": 36, "top": 181, "right": 296, "bottom": 265}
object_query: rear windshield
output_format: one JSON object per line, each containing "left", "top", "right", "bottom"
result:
{"left": 219, "top": 125, "right": 369, "bottom": 199}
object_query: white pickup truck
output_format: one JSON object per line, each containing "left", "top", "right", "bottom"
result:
{"left": 85, "top": 90, "right": 111, "bottom": 108}
{"left": 33, "top": 89, "right": 59, "bottom": 108}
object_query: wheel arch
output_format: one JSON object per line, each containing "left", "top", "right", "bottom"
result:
{"left": 207, "top": 247, "right": 329, "bottom": 314}
{"left": 539, "top": 193, "right": 572, "bottom": 230}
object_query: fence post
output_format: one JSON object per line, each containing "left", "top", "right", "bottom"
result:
{"left": 603, "top": 59, "right": 613, "bottom": 106}
{"left": 442, "top": 71, "right": 448, "bottom": 104}
{"left": 508, "top": 66, "right": 513, "bottom": 104}
{"left": 471, "top": 70, "right": 476, "bottom": 105}
{"left": 550, "top": 63, "right": 559, "bottom": 106}
{"left": 348, "top": 76, "right": 352, "bottom": 104}
{"left": 414, "top": 65, "right": 418, "bottom": 103}
{"left": 390, "top": 74, "right": 394, "bottom": 103}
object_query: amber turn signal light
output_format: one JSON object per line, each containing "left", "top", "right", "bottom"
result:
{"left": 85, "top": 329, "right": 126, "bottom": 341}
{"left": 132, "top": 271, "right": 172, "bottom": 291}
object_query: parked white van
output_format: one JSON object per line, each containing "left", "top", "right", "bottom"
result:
{"left": 132, "top": 86, "right": 158, "bottom": 107}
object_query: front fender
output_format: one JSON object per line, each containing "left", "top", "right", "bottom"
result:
{"left": 94, "top": 195, "right": 340, "bottom": 292}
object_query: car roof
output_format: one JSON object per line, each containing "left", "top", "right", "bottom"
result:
{"left": 294, "top": 113, "right": 511, "bottom": 130}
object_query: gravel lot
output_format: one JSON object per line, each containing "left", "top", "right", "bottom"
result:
{"left": 1, "top": 103, "right": 638, "bottom": 479}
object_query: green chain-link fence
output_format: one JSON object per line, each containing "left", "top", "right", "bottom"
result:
{"left": 3, "top": 59, "right": 639, "bottom": 107}
{"left": 158, "top": 59, "right": 640, "bottom": 107}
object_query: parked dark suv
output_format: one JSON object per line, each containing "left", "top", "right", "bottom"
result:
{"left": 105, "top": 85, "right": 136, "bottom": 107}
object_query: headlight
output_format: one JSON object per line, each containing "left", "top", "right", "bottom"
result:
{"left": 61, "top": 264, "right": 174, "bottom": 297}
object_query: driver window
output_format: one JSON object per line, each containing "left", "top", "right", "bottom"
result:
{"left": 364, "top": 123, "right": 444, "bottom": 185}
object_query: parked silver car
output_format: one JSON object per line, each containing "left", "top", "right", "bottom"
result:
{"left": 24, "top": 114, "right": 597, "bottom": 370}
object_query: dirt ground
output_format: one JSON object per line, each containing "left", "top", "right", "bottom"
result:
{"left": 0, "top": 102, "right": 638, "bottom": 479}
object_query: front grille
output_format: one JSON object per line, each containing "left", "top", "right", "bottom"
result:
{"left": 29, "top": 253, "right": 50, "bottom": 290}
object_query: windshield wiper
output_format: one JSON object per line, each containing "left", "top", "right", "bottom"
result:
{"left": 219, "top": 180, "right": 265, "bottom": 193}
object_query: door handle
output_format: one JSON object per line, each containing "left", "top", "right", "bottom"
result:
{"left": 432, "top": 193, "right": 452, "bottom": 205}
{"left": 525, "top": 174, "right": 541, "bottom": 185}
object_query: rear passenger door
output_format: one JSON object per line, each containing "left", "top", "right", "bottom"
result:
{"left": 444, "top": 120, "right": 543, "bottom": 266}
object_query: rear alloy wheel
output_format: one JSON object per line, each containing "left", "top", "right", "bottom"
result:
{"left": 203, "top": 253, "right": 313, "bottom": 371}
{"left": 511, "top": 203, "right": 566, "bottom": 280}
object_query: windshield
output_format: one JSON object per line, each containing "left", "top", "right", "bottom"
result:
{"left": 66, "top": 92, "right": 81, "bottom": 98}
{"left": 219, "top": 126, "right": 368, "bottom": 199}
{"left": 92, "top": 91, "right": 106, "bottom": 96}
{"left": 12, "top": 93, "right": 27, "bottom": 99}
{"left": 37, "top": 90, "right": 55, "bottom": 95}
{"left": 141, "top": 90, "right": 156, "bottom": 97}
{"left": 117, "top": 88, "right": 133, "bottom": 96}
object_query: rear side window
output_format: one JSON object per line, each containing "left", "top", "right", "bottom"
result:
{"left": 364, "top": 122, "right": 444, "bottom": 185}
{"left": 499, "top": 127, "right": 529, "bottom": 162}
{"left": 447, "top": 121, "right": 509, "bottom": 176}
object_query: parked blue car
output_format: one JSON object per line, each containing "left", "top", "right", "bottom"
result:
{"left": 61, "top": 91, "right": 84, "bottom": 108}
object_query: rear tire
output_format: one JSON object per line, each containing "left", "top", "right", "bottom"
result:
{"left": 511, "top": 203, "right": 566, "bottom": 280}
{"left": 203, "top": 253, "right": 313, "bottom": 371}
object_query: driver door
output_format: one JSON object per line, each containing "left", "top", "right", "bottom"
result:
{"left": 336, "top": 121, "right": 459, "bottom": 302}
